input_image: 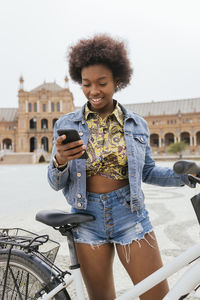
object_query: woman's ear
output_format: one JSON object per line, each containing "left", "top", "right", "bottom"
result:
{"left": 115, "top": 79, "right": 120, "bottom": 89}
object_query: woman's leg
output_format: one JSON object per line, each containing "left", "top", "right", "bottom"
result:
{"left": 75, "top": 242, "right": 116, "bottom": 300}
{"left": 116, "top": 231, "right": 169, "bottom": 300}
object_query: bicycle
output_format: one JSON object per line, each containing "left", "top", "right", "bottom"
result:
{"left": 1, "top": 160, "right": 200, "bottom": 300}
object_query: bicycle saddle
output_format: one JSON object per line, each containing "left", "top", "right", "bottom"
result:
{"left": 35, "top": 210, "right": 95, "bottom": 227}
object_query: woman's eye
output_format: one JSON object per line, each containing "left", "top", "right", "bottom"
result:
{"left": 99, "top": 83, "right": 107, "bottom": 86}
{"left": 83, "top": 84, "right": 90, "bottom": 87}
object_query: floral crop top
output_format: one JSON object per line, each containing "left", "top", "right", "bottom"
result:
{"left": 85, "top": 101, "right": 128, "bottom": 180}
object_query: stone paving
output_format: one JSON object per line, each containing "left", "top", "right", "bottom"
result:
{"left": 1, "top": 162, "right": 200, "bottom": 299}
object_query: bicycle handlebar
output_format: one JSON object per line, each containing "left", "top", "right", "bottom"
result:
{"left": 173, "top": 160, "right": 200, "bottom": 176}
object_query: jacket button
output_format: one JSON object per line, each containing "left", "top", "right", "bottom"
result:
{"left": 79, "top": 132, "right": 83, "bottom": 136}
{"left": 77, "top": 172, "right": 81, "bottom": 177}
{"left": 77, "top": 193, "right": 82, "bottom": 198}
{"left": 77, "top": 202, "right": 82, "bottom": 208}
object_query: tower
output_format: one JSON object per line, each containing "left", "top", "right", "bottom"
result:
{"left": 19, "top": 76, "right": 24, "bottom": 90}
{"left": 64, "top": 76, "right": 69, "bottom": 89}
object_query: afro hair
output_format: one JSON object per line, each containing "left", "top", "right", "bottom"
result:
{"left": 68, "top": 34, "right": 133, "bottom": 90}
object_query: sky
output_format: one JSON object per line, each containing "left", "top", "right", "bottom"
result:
{"left": 0, "top": 0, "right": 200, "bottom": 108}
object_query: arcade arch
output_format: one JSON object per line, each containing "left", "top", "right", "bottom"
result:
{"left": 181, "top": 132, "right": 190, "bottom": 145}
{"left": 196, "top": 132, "right": 200, "bottom": 146}
{"left": 2, "top": 138, "right": 12, "bottom": 150}
{"left": 164, "top": 133, "right": 174, "bottom": 146}
{"left": 150, "top": 134, "right": 159, "bottom": 147}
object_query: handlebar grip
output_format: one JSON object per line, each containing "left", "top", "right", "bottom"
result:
{"left": 173, "top": 160, "right": 200, "bottom": 176}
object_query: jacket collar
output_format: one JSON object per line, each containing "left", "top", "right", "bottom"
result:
{"left": 84, "top": 100, "right": 124, "bottom": 127}
{"left": 118, "top": 102, "right": 138, "bottom": 125}
{"left": 69, "top": 101, "right": 138, "bottom": 125}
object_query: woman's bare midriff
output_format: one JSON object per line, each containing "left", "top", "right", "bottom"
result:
{"left": 86, "top": 175, "right": 129, "bottom": 193}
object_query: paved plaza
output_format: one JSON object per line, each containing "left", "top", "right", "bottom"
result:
{"left": 1, "top": 162, "right": 200, "bottom": 298}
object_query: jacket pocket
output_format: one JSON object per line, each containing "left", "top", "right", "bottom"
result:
{"left": 133, "top": 135, "right": 147, "bottom": 144}
{"left": 132, "top": 134, "right": 147, "bottom": 160}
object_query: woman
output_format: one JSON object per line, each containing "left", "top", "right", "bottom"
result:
{"left": 48, "top": 34, "right": 192, "bottom": 300}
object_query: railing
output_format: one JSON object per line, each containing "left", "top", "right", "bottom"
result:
{"left": 34, "top": 148, "right": 51, "bottom": 163}
{"left": 0, "top": 149, "right": 12, "bottom": 159}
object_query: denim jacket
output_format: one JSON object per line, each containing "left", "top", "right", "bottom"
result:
{"left": 48, "top": 103, "right": 190, "bottom": 212}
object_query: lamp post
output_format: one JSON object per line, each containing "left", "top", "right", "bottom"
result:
{"left": 33, "top": 117, "right": 37, "bottom": 151}
{"left": 177, "top": 110, "right": 182, "bottom": 159}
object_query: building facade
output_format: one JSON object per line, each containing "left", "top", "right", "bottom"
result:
{"left": 0, "top": 77, "right": 200, "bottom": 155}
{"left": 0, "top": 76, "right": 74, "bottom": 153}
{"left": 125, "top": 98, "right": 200, "bottom": 154}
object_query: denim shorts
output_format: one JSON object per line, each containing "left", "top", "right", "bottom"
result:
{"left": 71, "top": 185, "right": 153, "bottom": 246}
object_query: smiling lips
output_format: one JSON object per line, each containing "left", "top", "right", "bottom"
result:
{"left": 90, "top": 97, "right": 103, "bottom": 103}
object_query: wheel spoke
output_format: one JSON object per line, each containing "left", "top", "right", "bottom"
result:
{"left": 0, "top": 252, "right": 70, "bottom": 300}
{"left": 0, "top": 263, "right": 43, "bottom": 299}
{"left": 25, "top": 272, "right": 29, "bottom": 300}
{"left": 9, "top": 266, "right": 24, "bottom": 300}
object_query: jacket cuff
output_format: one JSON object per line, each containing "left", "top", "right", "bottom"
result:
{"left": 49, "top": 158, "right": 69, "bottom": 174}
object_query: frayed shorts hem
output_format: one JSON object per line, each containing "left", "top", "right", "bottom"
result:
{"left": 73, "top": 229, "right": 154, "bottom": 247}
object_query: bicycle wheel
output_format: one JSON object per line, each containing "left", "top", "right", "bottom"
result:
{"left": 0, "top": 249, "right": 70, "bottom": 300}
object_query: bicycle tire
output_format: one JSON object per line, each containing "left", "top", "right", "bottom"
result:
{"left": 0, "top": 249, "right": 71, "bottom": 300}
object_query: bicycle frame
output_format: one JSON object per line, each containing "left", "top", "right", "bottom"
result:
{"left": 37, "top": 241, "right": 200, "bottom": 300}
{"left": 38, "top": 268, "right": 85, "bottom": 300}
{"left": 116, "top": 242, "right": 200, "bottom": 300}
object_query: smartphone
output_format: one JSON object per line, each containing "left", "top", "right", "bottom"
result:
{"left": 57, "top": 129, "right": 88, "bottom": 159}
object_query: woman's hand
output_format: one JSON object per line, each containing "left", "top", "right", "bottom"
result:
{"left": 55, "top": 134, "right": 86, "bottom": 165}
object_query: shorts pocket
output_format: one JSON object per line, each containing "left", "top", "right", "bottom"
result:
{"left": 119, "top": 192, "right": 131, "bottom": 208}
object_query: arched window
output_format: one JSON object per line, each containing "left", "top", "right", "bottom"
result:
{"left": 196, "top": 132, "right": 200, "bottom": 145}
{"left": 150, "top": 134, "right": 159, "bottom": 147}
{"left": 29, "top": 118, "right": 37, "bottom": 129}
{"left": 52, "top": 118, "right": 58, "bottom": 128}
{"left": 41, "top": 137, "right": 49, "bottom": 152}
{"left": 30, "top": 137, "right": 37, "bottom": 152}
{"left": 41, "top": 119, "right": 48, "bottom": 129}
{"left": 164, "top": 133, "right": 174, "bottom": 146}
{"left": 3, "top": 138, "right": 12, "bottom": 150}
{"left": 181, "top": 132, "right": 190, "bottom": 145}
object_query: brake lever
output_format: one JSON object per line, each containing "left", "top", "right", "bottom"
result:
{"left": 188, "top": 174, "right": 200, "bottom": 185}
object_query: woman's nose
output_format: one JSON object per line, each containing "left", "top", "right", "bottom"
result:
{"left": 90, "top": 86, "right": 100, "bottom": 96}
